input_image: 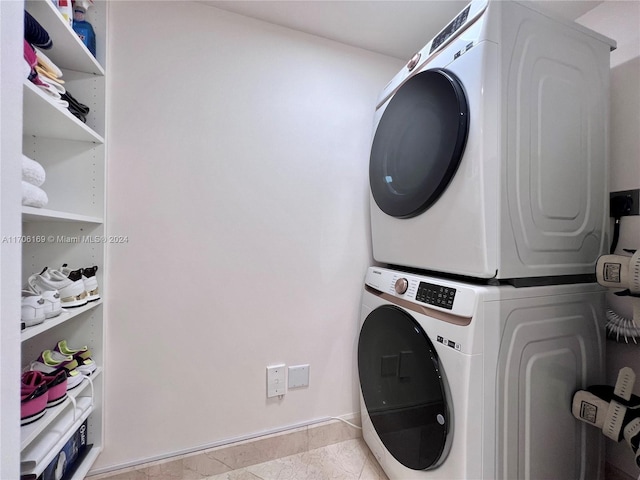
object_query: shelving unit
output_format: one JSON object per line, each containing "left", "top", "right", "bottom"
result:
{"left": 22, "top": 207, "right": 103, "bottom": 224}
{"left": 23, "top": 80, "right": 104, "bottom": 143}
{"left": 21, "top": 370, "right": 101, "bottom": 451}
{"left": 21, "top": 300, "right": 103, "bottom": 342}
{"left": 20, "top": 1, "right": 107, "bottom": 477}
{"left": 24, "top": 0, "right": 104, "bottom": 75}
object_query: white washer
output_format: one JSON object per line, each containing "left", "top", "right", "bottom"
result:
{"left": 369, "top": 0, "right": 616, "bottom": 282}
{"left": 358, "top": 266, "right": 605, "bottom": 479}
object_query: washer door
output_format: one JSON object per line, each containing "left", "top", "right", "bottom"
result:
{"left": 358, "top": 305, "right": 450, "bottom": 470}
{"left": 370, "top": 69, "right": 469, "bottom": 218}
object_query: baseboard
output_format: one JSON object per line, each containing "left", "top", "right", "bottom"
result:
{"left": 87, "top": 414, "right": 362, "bottom": 479}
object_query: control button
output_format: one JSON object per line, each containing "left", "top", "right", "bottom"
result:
{"left": 407, "top": 52, "right": 421, "bottom": 71}
{"left": 437, "top": 414, "right": 445, "bottom": 425}
{"left": 394, "top": 278, "right": 409, "bottom": 294}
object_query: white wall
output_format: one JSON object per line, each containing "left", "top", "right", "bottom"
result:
{"left": 577, "top": 2, "right": 640, "bottom": 477}
{"left": 100, "top": 1, "right": 403, "bottom": 470}
{"left": 101, "top": 0, "right": 640, "bottom": 473}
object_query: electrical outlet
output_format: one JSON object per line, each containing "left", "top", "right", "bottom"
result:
{"left": 266, "top": 364, "right": 286, "bottom": 398}
{"left": 610, "top": 189, "right": 640, "bottom": 217}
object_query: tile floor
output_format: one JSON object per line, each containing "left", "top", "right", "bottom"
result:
{"left": 203, "top": 439, "right": 387, "bottom": 480}
{"left": 91, "top": 437, "right": 388, "bottom": 480}
{"left": 89, "top": 418, "right": 375, "bottom": 480}
{"left": 90, "top": 430, "right": 635, "bottom": 480}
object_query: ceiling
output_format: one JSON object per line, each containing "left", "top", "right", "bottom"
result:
{"left": 201, "top": 0, "right": 603, "bottom": 59}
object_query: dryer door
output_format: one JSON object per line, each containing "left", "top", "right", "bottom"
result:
{"left": 358, "top": 305, "right": 451, "bottom": 470}
{"left": 370, "top": 69, "right": 469, "bottom": 218}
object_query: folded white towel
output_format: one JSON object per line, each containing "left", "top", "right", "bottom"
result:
{"left": 22, "top": 155, "right": 46, "bottom": 187}
{"left": 22, "top": 181, "right": 48, "bottom": 208}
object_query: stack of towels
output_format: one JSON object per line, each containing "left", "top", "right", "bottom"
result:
{"left": 22, "top": 155, "right": 48, "bottom": 208}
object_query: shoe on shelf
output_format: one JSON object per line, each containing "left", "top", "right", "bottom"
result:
{"left": 28, "top": 267, "right": 87, "bottom": 308}
{"left": 26, "top": 350, "right": 84, "bottom": 390}
{"left": 54, "top": 340, "right": 97, "bottom": 375}
{"left": 41, "top": 369, "right": 68, "bottom": 408}
{"left": 24, "top": 283, "right": 62, "bottom": 319}
{"left": 46, "top": 267, "right": 89, "bottom": 306}
{"left": 21, "top": 371, "right": 48, "bottom": 426}
{"left": 82, "top": 265, "right": 100, "bottom": 302}
{"left": 61, "top": 264, "right": 100, "bottom": 302}
{"left": 21, "top": 290, "right": 46, "bottom": 327}
{"left": 47, "top": 348, "right": 95, "bottom": 377}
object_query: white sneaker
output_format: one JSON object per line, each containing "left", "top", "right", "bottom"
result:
{"left": 81, "top": 265, "right": 100, "bottom": 302}
{"left": 24, "top": 284, "right": 62, "bottom": 319}
{"left": 21, "top": 290, "right": 45, "bottom": 327}
{"left": 61, "top": 264, "right": 100, "bottom": 302}
{"left": 29, "top": 268, "right": 87, "bottom": 308}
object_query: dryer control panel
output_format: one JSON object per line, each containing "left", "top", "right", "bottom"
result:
{"left": 429, "top": 5, "right": 471, "bottom": 54}
{"left": 375, "top": 0, "right": 489, "bottom": 109}
{"left": 365, "top": 267, "right": 478, "bottom": 318}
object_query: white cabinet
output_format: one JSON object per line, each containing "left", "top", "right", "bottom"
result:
{"left": 20, "top": 1, "right": 107, "bottom": 478}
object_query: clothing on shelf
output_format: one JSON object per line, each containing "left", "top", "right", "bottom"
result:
{"left": 24, "top": 11, "right": 52, "bottom": 50}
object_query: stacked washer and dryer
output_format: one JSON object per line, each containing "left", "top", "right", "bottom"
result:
{"left": 357, "top": 1, "right": 616, "bottom": 479}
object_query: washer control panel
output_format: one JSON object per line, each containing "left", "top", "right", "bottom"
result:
{"left": 365, "top": 267, "right": 477, "bottom": 318}
{"left": 416, "top": 282, "right": 456, "bottom": 310}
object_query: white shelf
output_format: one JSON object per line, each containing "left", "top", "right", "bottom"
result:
{"left": 17, "top": 0, "right": 107, "bottom": 476}
{"left": 21, "top": 396, "right": 94, "bottom": 476}
{"left": 23, "top": 81, "right": 104, "bottom": 143}
{"left": 21, "top": 369, "right": 101, "bottom": 452}
{"left": 22, "top": 206, "right": 104, "bottom": 224}
{"left": 24, "top": 0, "right": 104, "bottom": 76}
{"left": 21, "top": 300, "right": 103, "bottom": 342}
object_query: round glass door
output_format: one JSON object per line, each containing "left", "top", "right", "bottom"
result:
{"left": 370, "top": 69, "right": 469, "bottom": 218}
{"left": 358, "top": 305, "right": 450, "bottom": 470}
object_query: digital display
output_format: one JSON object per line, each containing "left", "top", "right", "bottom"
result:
{"left": 429, "top": 5, "right": 471, "bottom": 54}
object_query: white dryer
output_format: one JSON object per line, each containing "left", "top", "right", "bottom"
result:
{"left": 369, "top": 0, "right": 616, "bottom": 283}
{"left": 358, "top": 266, "right": 605, "bottom": 479}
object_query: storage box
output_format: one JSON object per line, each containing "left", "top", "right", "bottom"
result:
{"left": 37, "top": 420, "right": 89, "bottom": 480}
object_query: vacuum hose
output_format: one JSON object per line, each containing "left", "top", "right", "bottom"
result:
{"left": 606, "top": 307, "right": 640, "bottom": 343}
{"left": 597, "top": 250, "right": 640, "bottom": 343}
